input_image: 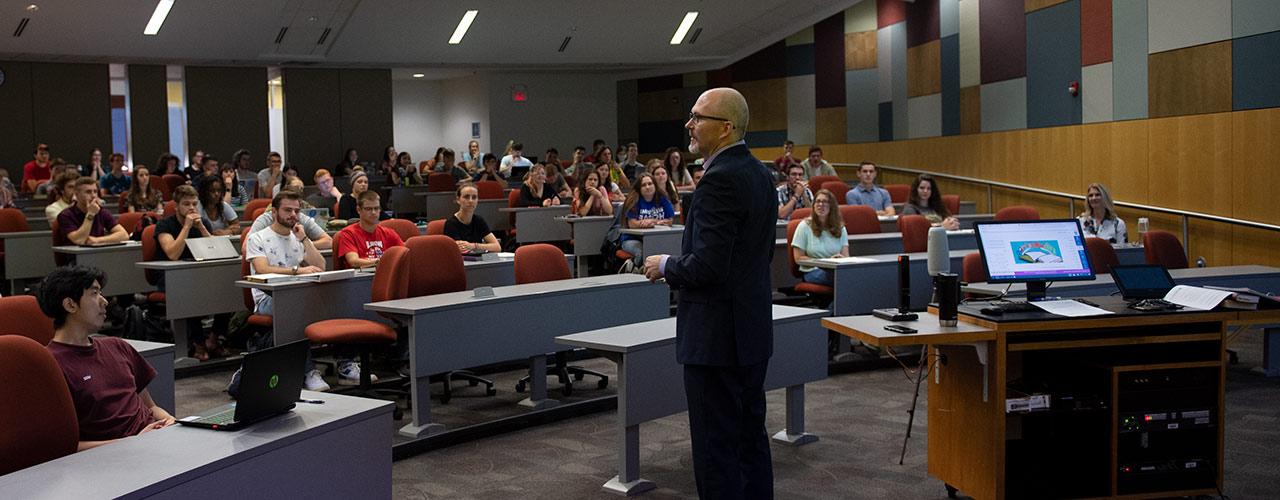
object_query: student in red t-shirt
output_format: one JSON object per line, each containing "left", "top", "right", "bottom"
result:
{"left": 334, "top": 190, "right": 404, "bottom": 270}
{"left": 39, "top": 266, "right": 175, "bottom": 451}
{"left": 22, "top": 143, "right": 52, "bottom": 192}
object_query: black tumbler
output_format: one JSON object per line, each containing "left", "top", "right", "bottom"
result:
{"left": 936, "top": 272, "right": 959, "bottom": 327}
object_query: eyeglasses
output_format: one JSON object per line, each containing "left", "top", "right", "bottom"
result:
{"left": 688, "top": 112, "right": 731, "bottom": 124}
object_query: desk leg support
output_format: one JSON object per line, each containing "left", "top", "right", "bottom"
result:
{"left": 772, "top": 384, "right": 818, "bottom": 446}
{"left": 399, "top": 373, "right": 445, "bottom": 438}
{"left": 519, "top": 355, "right": 560, "bottom": 409}
{"left": 944, "top": 342, "right": 990, "bottom": 402}
{"left": 170, "top": 319, "right": 199, "bottom": 368}
{"left": 603, "top": 423, "right": 656, "bottom": 496}
{"left": 1262, "top": 327, "right": 1279, "bottom": 377}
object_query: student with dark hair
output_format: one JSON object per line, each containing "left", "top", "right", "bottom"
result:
{"left": 565, "top": 146, "right": 588, "bottom": 177}
{"left": 845, "top": 161, "right": 895, "bottom": 216}
{"left": 572, "top": 168, "right": 614, "bottom": 217}
{"left": 335, "top": 148, "right": 359, "bottom": 177}
{"left": 664, "top": 147, "right": 694, "bottom": 188}
{"left": 195, "top": 175, "right": 240, "bottom": 235}
{"left": 773, "top": 140, "right": 798, "bottom": 177}
{"left": 800, "top": 146, "right": 836, "bottom": 180}
{"left": 39, "top": 266, "right": 175, "bottom": 450}
{"left": 221, "top": 162, "right": 251, "bottom": 206}
{"left": 58, "top": 177, "right": 130, "bottom": 246}
{"left": 433, "top": 148, "right": 470, "bottom": 183}
{"left": 902, "top": 173, "right": 959, "bottom": 230}
{"left": 379, "top": 145, "right": 398, "bottom": 181}
{"left": 499, "top": 142, "right": 534, "bottom": 178}
{"left": 155, "top": 185, "right": 228, "bottom": 361}
{"left": 155, "top": 152, "right": 180, "bottom": 178}
{"left": 619, "top": 142, "right": 644, "bottom": 183}
{"left": 124, "top": 165, "right": 164, "bottom": 214}
{"left": 473, "top": 153, "right": 505, "bottom": 183}
{"left": 82, "top": 148, "right": 107, "bottom": 180}
{"left": 395, "top": 151, "right": 422, "bottom": 186}
{"left": 45, "top": 171, "right": 81, "bottom": 221}
{"left": 255, "top": 151, "right": 284, "bottom": 198}
{"left": 444, "top": 183, "right": 502, "bottom": 253}
{"left": 22, "top": 143, "right": 53, "bottom": 192}
{"left": 618, "top": 173, "right": 674, "bottom": 268}
{"left": 517, "top": 164, "right": 561, "bottom": 207}
{"left": 336, "top": 190, "right": 404, "bottom": 269}
{"left": 98, "top": 153, "right": 132, "bottom": 197}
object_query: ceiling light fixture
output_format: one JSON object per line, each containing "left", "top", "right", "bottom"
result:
{"left": 412, "top": 73, "right": 425, "bottom": 78}
{"left": 670, "top": 12, "right": 697, "bottom": 45}
{"left": 143, "top": 0, "right": 174, "bottom": 36}
{"left": 449, "top": 10, "right": 478, "bottom": 45}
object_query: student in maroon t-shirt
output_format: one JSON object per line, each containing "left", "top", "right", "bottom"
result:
{"left": 56, "top": 177, "right": 130, "bottom": 246}
{"left": 22, "top": 143, "right": 52, "bottom": 192}
{"left": 38, "top": 266, "right": 175, "bottom": 450}
{"left": 334, "top": 190, "right": 404, "bottom": 270}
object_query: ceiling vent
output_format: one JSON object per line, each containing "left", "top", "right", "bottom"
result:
{"left": 688, "top": 27, "right": 702, "bottom": 44}
{"left": 274, "top": 27, "right": 289, "bottom": 44}
{"left": 14, "top": 18, "right": 30, "bottom": 37}
{"left": 316, "top": 28, "right": 331, "bottom": 45}
{"left": 558, "top": 36, "right": 572, "bottom": 53}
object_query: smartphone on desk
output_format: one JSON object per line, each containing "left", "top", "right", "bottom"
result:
{"left": 884, "top": 324, "right": 917, "bottom": 334}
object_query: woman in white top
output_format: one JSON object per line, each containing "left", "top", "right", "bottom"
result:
{"left": 1078, "top": 182, "right": 1127, "bottom": 244}
{"left": 791, "top": 189, "right": 849, "bottom": 286}
{"left": 664, "top": 147, "right": 694, "bottom": 189}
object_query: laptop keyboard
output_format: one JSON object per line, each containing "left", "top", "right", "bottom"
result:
{"left": 195, "top": 408, "right": 237, "bottom": 425}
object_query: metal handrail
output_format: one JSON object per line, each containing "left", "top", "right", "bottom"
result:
{"left": 833, "top": 162, "right": 1280, "bottom": 262}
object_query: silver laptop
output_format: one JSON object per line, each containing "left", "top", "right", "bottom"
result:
{"left": 185, "top": 235, "right": 239, "bottom": 261}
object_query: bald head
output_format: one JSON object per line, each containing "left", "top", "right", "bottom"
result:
{"left": 703, "top": 88, "right": 750, "bottom": 141}
{"left": 687, "top": 87, "right": 751, "bottom": 157}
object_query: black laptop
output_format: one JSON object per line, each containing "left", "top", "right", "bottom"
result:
{"left": 1111, "top": 265, "right": 1176, "bottom": 300}
{"left": 177, "top": 340, "right": 309, "bottom": 431}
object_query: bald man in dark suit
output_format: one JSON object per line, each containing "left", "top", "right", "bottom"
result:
{"left": 644, "top": 87, "right": 778, "bottom": 499}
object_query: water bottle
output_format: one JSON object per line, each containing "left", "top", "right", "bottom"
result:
{"left": 1137, "top": 217, "right": 1149, "bottom": 246}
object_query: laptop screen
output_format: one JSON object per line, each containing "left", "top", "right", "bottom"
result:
{"left": 1111, "top": 265, "right": 1176, "bottom": 299}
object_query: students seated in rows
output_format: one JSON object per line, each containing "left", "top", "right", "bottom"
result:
{"left": 433, "top": 148, "right": 470, "bottom": 184}
{"left": 336, "top": 170, "right": 368, "bottom": 220}
{"left": 647, "top": 160, "right": 682, "bottom": 215}
{"left": 22, "top": 143, "right": 53, "bottom": 192}
{"left": 98, "top": 153, "right": 131, "bottom": 197}
{"left": 517, "top": 163, "right": 561, "bottom": 207}
{"left": 595, "top": 145, "right": 632, "bottom": 191}
{"left": 572, "top": 168, "right": 615, "bottom": 217}
{"left": 306, "top": 168, "right": 342, "bottom": 210}
{"left": 191, "top": 155, "right": 221, "bottom": 188}
{"left": 221, "top": 163, "right": 252, "bottom": 206}
{"left": 445, "top": 183, "right": 503, "bottom": 253}
{"left": 544, "top": 162, "right": 572, "bottom": 199}
{"left": 58, "top": 177, "right": 130, "bottom": 246}
{"left": 619, "top": 173, "right": 675, "bottom": 266}
{"left": 250, "top": 183, "right": 335, "bottom": 249}
{"left": 256, "top": 151, "right": 283, "bottom": 198}
{"left": 124, "top": 165, "right": 164, "bottom": 215}
{"left": 378, "top": 145, "right": 397, "bottom": 181}
{"left": 791, "top": 189, "right": 849, "bottom": 286}
{"left": 664, "top": 146, "right": 695, "bottom": 189}
{"left": 238, "top": 190, "right": 333, "bottom": 393}
{"left": 565, "top": 146, "right": 587, "bottom": 177}
{"left": 618, "top": 143, "right": 644, "bottom": 183}
{"left": 336, "top": 190, "right": 404, "bottom": 269}
{"left": 459, "top": 140, "right": 481, "bottom": 173}
{"left": 0, "top": 168, "right": 17, "bottom": 209}
{"left": 395, "top": 151, "right": 423, "bottom": 186}
{"left": 335, "top": 148, "right": 359, "bottom": 177}
{"left": 680, "top": 165, "right": 704, "bottom": 219}
{"left": 846, "top": 161, "right": 895, "bottom": 216}
{"left": 774, "top": 140, "right": 799, "bottom": 179}
{"left": 82, "top": 148, "right": 106, "bottom": 180}
{"left": 154, "top": 185, "right": 229, "bottom": 360}
{"left": 595, "top": 162, "right": 625, "bottom": 202}
{"left": 473, "top": 153, "right": 505, "bottom": 183}
{"left": 800, "top": 146, "right": 836, "bottom": 180}
{"left": 1079, "top": 182, "right": 1127, "bottom": 244}
{"left": 39, "top": 266, "right": 175, "bottom": 450}
{"left": 156, "top": 152, "right": 180, "bottom": 178}
{"left": 195, "top": 176, "right": 240, "bottom": 236}
{"left": 45, "top": 171, "right": 80, "bottom": 221}
{"left": 901, "top": 174, "right": 959, "bottom": 230}
{"left": 777, "top": 163, "right": 814, "bottom": 220}
{"left": 499, "top": 142, "right": 533, "bottom": 178}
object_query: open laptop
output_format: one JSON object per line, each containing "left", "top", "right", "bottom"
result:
{"left": 185, "top": 235, "right": 239, "bottom": 261}
{"left": 178, "top": 340, "right": 309, "bottom": 431}
{"left": 1111, "top": 264, "right": 1176, "bottom": 300}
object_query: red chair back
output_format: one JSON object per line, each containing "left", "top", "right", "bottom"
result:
{"left": 371, "top": 246, "right": 410, "bottom": 303}
{"left": 885, "top": 184, "right": 910, "bottom": 203}
{"left": 994, "top": 205, "right": 1040, "bottom": 221}
{"left": 1084, "top": 237, "right": 1121, "bottom": 274}
{"left": 942, "top": 194, "right": 960, "bottom": 216}
{"left": 1143, "top": 230, "right": 1189, "bottom": 269}
{"left": 789, "top": 208, "right": 812, "bottom": 221}
{"left": 514, "top": 244, "right": 571, "bottom": 284}
{"left": 426, "top": 173, "right": 456, "bottom": 193}
{"left": 0, "top": 335, "right": 79, "bottom": 476}
{"left": 475, "top": 181, "right": 504, "bottom": 200}
{"left": 140, "top": 225, "right": 163, "bottom": 286}
{"left": 425, "top": 219, "right": 445, "bottom": 235}
{"left": 897, "top": 215, "right": 931, "bottom": 253}
{"left": 332, "top": 229, "right": 350, "bottom": 270}
{"left": 163, "top": 200, "right": 176, "bottom": 216}
{"left": 807, "top": 175, "right": 841, "bottom": 194}
{"left": 507, "top": 188, "right": 522, "bottom": 227}
{"left": 49, "top": 216, "right": 70, "bottom": 266}
{"left": 240, "top": 227, "right": 256, "bottom": 309}
{"left": 249, "top": 207, "right": 266, "bottom": 222}
{"left": 0, "top": 208, "right": 30, "bottom": 255}
{"left": 0, "top": 296, "right": 55, "bottom": 345}
{"left": 786, "top": 219, "right": 804, "bottom": 279}
{"left": 840, "top": 205, "right": 881, "bottom": 235}
{"left": 244, "top": 198, "right": 271, "bottom": 221}
{"left": 820, "top": 181, "right": 849, "bottom": 205}
{"left": 160, "top": 174, "right": 185, "bottom": 201}
{"left": 962, "top": 252, "right": 988, "bottom": 283}
{"left": 378, "top": 218, "right": 419, "bottom": 242}
{"left": 404, "top": 235, "right": 466, "bottom": 296}
{"left": 116, "top": 211, "right": 147, "bottom": 234}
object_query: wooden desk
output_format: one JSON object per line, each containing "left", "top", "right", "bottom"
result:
{"left": 0, "top": 391, "right": 393, "bottom": 500}
{"left": 136, "top": 259, "right": 245, "bottom": 366}
{"left": 825, "top": 299, "right": 1231, "bottom": 500}
{"left": 962, "top": 265, "right": 1280, "bottom": 298}
{"left": 0, "top": 230, "right": 56, "bottom": 292}
{"left": 500, "top": 205, "right": 571, "bottom": 243}
{"left": 557, "top": 305, "right": 828, "bottom": 495}
{"left": 121, "top": 338, "right": 175, "bottom": 414}
{"left": 53, "top": 241, "right": 154, "bottom": 297}
{"left": 618, "top": 225, "right": 683, "bottom": 258}
{"left": 366, "top": 274, "right": 668, "bottom": 438}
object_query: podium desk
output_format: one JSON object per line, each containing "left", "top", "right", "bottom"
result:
{"left": 557, "top": 305, "right": 827, "bottom": 496}
{"left": 0, "top": 391, "right": 393, "bottom": 500}
{"left": 799, "top": 249, "right": 971, "bottom": 316}
{"left": 500, "top": 206, "right": 572, "bottom": 243}
{"left": 53, "top": 241, "right": 154, "bottom": 297}
{"left": 560, "top": 215, "right": 614, "bottom": 277}
{"left": 1, "top": 230, "right": 56, "bottom": 292}
{"left": 618, "top": 225, "right": 683, "bottom": 258}
{"left": 826, "top": 298, "right": 1232, "bottom": 500}
{"left": 136, "top": 259, "right": 245, "bottom": 367}
{"left": 366, "top": 274, "right": 668, "bottom": 438}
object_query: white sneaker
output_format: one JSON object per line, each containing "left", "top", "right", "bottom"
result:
{"left": 304, "top": 369, "right": 331, "bottom": 392}
{"left": 338, "top": 361, "right": 377, "bottom": 386}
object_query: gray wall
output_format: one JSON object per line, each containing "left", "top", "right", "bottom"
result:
{"left": 392, "top": 79, "right": 444, "bottom": 161}
{"left": 486, "top": 72, "right": 617, "bottom": 160}
{"left": 127, "top": 64, "right": 170, "bottom": 170}
{"left": 185, "top": 66, "right": 270, "bottom": 169}
{"left": 0, "top": 62, "right": 112, "bottom": 185}
{"left": 283, "top": 68, "right": 392, "bottom": 180}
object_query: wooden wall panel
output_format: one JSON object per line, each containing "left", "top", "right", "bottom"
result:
{"left": 1025, "top": 0, "right": 1069, "bottom": 13}
{"left": 1081, "top": 120, "right": 1150, "bottom": 204}
{"left": 1147, "top": 112, "right": 1233, "bottom": 216}
{"left": 637, "top": 89, "right": 685, "bottom": 123}
{"left": 1148, "top": 41, "right": 1233, "bottom": 118}
{"left": 845, "top": 31, "right": 878, "bottom": 70}
{"left": 960, "top": 85, "right": 981, "bottom": 135}
{"left": 733, "top": 78, "right": 788, "bottom": 131}
{"left": 815, "top": 107, "right": 848, "bottom": 145}
{"left": 1233, "top": 226, "right": 1280, "bottom": 268}
{"left": 992, "top": 189, "right": 1073, "bottom": 219}
{"left": 908, "top": 40, "right": 942, "bottom": 97}
{"left": 1023, "top": 125, "right": 1082, "bottom": 193}
{"left": 978, "top": 130, "right": 1027, "bottom": 186}
{"left": 1232, "top": 108, "right": 1280, "bottom": 225}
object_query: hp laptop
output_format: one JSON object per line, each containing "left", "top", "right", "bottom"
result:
{"left": 177, "top": 340, "right": 309, "bottom": 431}
{"left": 185, "top": 235, "right": 239, "bottom": 261}
{"left": 1111, "top": 264, "right": 1176, "bottom": 300}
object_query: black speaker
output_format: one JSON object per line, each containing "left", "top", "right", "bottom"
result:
{"left": 936, "top": 272, "right": 959, "bottom": 326}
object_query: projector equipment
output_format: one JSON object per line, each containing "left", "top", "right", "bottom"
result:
{"left": 873, "top": 255, "right": 918, "bottom": 321}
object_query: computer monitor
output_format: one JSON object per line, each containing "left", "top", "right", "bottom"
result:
{"left": 973, "top": 219, "right": 1096, "bottom": 300}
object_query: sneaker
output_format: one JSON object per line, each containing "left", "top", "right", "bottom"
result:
{"left": 338, "top": 361, "right": 378, "bottom": 386}
{"left": 304, "top": 369, "right": 331, "bottom": 392}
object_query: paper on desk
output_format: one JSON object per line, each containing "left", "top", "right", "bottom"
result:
{"left": 1029, "top": 299, "right": 1114, "bottom": 317}
{"left": 819, "top": 256, "right": 878, "bottom": 264}
{"left": 1163, "top": 285, "right": 1232, "bottom": 311}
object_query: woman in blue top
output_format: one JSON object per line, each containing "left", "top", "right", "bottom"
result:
{"left": 791, "top": 189, "right": 849, "bottom": 286}
{"left": 618, "top": 172, "right": 674, "bottom": 265}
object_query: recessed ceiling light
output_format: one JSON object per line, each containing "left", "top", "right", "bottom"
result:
{"left": 449, "top": 10, "right": 478, "bottom": 45}
{"left": 143, "top": 0, "right": 174, "bottom": 36}
{"left": 412, "top": 73, "right": 425, "bottom": 78}
{"left": 670, "top": 12, "right": 697, "bottom": 45}
{"left": 25, "top": 4, "right": 38, "bottom": 13}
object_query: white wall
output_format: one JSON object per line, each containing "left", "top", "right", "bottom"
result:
{"left": 441, "top": 75, "right": 490, "bottom": 158}
{"left": 486, "top": 72, "right": 616, "bottom": 161}
{"left": 391, "top": 79, "right": 444, "bottom": 160}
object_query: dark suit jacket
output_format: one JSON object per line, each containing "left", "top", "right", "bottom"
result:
{"left": 664, "top": 144, "right": 778, "bottom": 367}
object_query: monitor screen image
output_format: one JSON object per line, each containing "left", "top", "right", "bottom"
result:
{"left": 973, "top": 219, "right": 1095, "bottom": 285}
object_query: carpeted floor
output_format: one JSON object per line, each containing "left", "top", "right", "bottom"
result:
{"left": 175, "top": 330, "right": 1280, "bottom": 499}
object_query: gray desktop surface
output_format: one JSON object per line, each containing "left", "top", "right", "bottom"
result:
{"left": 367, "top": 273, "right": 651, "bottom": 314}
